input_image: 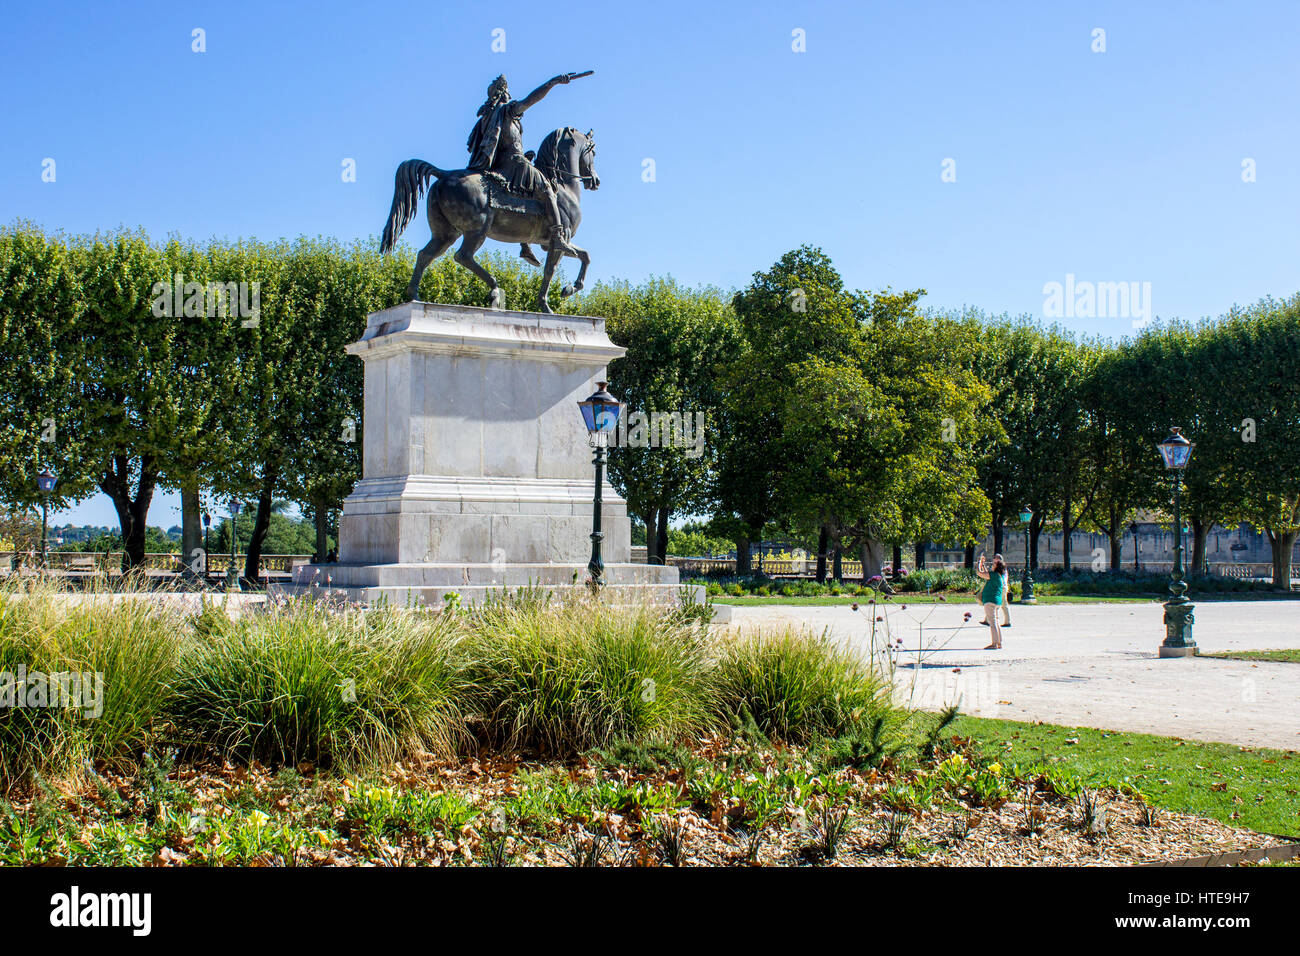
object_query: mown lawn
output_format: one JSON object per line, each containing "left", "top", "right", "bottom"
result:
{"left": 957, "top": 716, "right": 1300, "bottom": 837}
{"left": 1202, "top": 648, "right": 1300, "bottom": 663}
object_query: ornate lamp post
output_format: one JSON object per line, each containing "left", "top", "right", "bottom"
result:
{"left": 37, "top": 467, "right": 56, "bottom": 570}
{"left": 1129, "top": 520, "right": 1140, "bottom": 571}
{"left": 202, "top": 511, "right": 211, "bottom": 584}
{"left": 226, "top": 499, "right": 242, "bottom": 591}
{"left": 577, "top": 382, "right": 622, "bottom": 587}
{"left": 1018, "top": 506, "right": 1036, "bottom": 604}
{"left": 1157, "top": 427, "right": 1196, "bottom": 657}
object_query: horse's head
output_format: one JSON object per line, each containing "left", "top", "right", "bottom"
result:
{"left": 538, "top": 127, "right": 599, "bottom": 191}
{"left": 577, "top": 128, "right": 599, "bottom": 191}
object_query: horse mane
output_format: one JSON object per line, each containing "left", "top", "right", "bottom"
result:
{"left": 535, "top": 127, "right": 574, "bottom": 184}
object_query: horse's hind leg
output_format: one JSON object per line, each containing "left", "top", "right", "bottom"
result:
{"left": 454, "top": 227, "right": 503, "bottom": 309}
{"left": 538, "top": 245, "right": 565, "bottom": 313}
{"left": 407, "top": 203, "right": 458, "bottom": 301}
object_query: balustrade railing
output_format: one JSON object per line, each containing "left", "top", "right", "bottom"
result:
{"left": 1, "top": 552, "right": 312, "bottom": 576}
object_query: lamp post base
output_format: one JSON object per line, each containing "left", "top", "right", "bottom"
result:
{"left": 1161, "top": 597, "right": 1195, "bottom": 658}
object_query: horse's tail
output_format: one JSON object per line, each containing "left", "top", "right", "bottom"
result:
{"left": 380, "top": 160, "right": 449, "bottom": 254}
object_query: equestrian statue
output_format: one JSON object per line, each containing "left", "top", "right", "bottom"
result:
{"left": 379, "top": 71, "right": 599, "bottom": 314}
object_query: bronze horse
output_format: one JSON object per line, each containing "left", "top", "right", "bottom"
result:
{"left": 379, "top": 127, "right": 599, "bottom": 313}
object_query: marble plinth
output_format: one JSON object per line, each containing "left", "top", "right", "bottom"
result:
{"left": 271, "top": 301, "right": 682, "bottom": 607}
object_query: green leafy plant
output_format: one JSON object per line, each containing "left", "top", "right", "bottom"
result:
{"left": 714, "top": 631, "right": 889, "bottom": 743}
{"left": 651, "top": 813, "right": 688, "bottom": 866}
{"left": 557, "top": 825, "right": 614, "bottom": 867}
{"left": 1076, "top": 787, "right": 1108, "bottom": 837}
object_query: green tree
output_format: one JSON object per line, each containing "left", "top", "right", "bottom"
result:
{"left": 66, "top": 232, "right": 198, "bottom": 569}
{"left": 1079, "top": 345, "right": 1156, "bottom": 571}
{"left": 153, "top": 238, "right": 250, "bottom": 579}
{"left": 578, "top": 277, "right": 741, "bottom": 564}
{"left": 0, "top": 225, "right": 91, "bottom": 517}
{"left": 718, "top": 247, "right": 863, "bottom": 572}
{"left": 851, "top": 299, "right": 991, "bottom": 575}
{"left": 282, "top": 241, "right": 409, "bottom": 562}
{"left": 969, "top": 319, "right": 1091, "bottom": 567}
{"left": 1221, "top": 297, "right": 1300, "bottom": 587}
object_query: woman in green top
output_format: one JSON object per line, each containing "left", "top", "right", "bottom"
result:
{"left": 976, "top": 553, "right": 1007, "bottom": 649}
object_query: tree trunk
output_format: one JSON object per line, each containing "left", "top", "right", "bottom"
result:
{"left": 643, "top": 511, "right": 659, "bottom": 565}
{"left": 832, "top": 544, "right": 842, "bottom": 583}
{"left": 815, "top": 525, "right": 829, "bottom": 583}
{"left": 1029, "top": 516, "right": 1042, "bottom": 570}
{"left": 180, "top": 476, "right": 202, "bottom": 583}
{"left": 100, "top": 454, "right": 157, "bottom": 572}
{"left": 1268, "top": 530, "right": 1296, "bottom": 590}
{"left": 914, "top": 542, "right": 926, "bottom": 571}
{"left": 735, "top": 535, "right": 751, "bottom": 575}
{"left": 656, "top": 506, "right": 670, "bottom": 562}
{"left": 1191, "top": 518, "right": 1208, "bottom": 575}
{"left": 963, "top": 543, "right": 975, "bottom": 570}
{"left": 243, "top": 472, "right": 276, "bottom": 585}
{"left": 992, "top": 519, "right": 1005, "bottom": 557}
{"left": 1061, "top": 504, "right": 1072, "bottom": 572}
{"left": 1109, "top": 531, "right": 1122, "bottom": 574}
{"left": 860, "top": 539, "right": 880, "bottom": 583}
{"left": 891, "top": 544, "right": 902, "bottom": 581}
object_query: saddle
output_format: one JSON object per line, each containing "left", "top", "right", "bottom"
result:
{"left": 481, "top": 170, "right": 543, "bottom": 216}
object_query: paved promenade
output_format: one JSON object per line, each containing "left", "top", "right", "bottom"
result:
{"left": 725, "top": 600, "right": 1300, "bottom": 751}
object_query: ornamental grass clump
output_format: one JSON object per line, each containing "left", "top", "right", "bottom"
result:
{"left": 464, "top": 599, "right": 716, "bottom": 756}
{"left": 714, "top": 630, "right": 891, "bottom": 743}
{"left": 0, "top": 578, "right": 178, "bottom": 793}
{"left": 1, "top": 579, "right": 910, "bottom": 783}
{"left": 168, "top": 598, "right": 474, "bottom": 768}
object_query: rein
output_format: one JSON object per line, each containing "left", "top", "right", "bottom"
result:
{"left": 537, "top": 133, "right": 595, "bottom": 187}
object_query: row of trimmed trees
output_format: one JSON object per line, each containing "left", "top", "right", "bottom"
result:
{"left": 0, "top": 225, "right": 545, "bottom": 577}
{"left": 3, "top": 225, "right": 1298, "bottom": 585}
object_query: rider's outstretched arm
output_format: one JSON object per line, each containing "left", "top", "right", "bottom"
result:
{"left": 514, "top": 74, "right": 571, "bottom": 113}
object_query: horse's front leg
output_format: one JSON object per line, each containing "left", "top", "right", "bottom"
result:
{"left": 559, "top": 244, "right": 590, "bottom": 298}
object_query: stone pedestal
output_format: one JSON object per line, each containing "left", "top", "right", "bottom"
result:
{"left": 273, "top": 302, "right": 685, "bottom": 607}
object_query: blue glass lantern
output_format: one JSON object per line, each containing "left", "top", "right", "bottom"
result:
{"left": 1157, "top": 427, "right": 1194, "bottom": 470}
{"left": 1019, "top": 506, "right": 1033, "bottom": 524}
{"left": 578, "top": 382, "right": 622, "bottom": 440}
{"left": 37, "top": 467, "right": 56, "bottom": 493}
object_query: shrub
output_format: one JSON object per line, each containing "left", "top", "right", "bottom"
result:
{"left": 897, "top": 569, "right": 979, "bottom": 593}
{"left": 168, "top": 600, "right": 473, "bottom": 767}
{"left": 714, "top": 631, "right": 890, "bottom": 743}
{"left": 0, "top": 581, "right": 909, "bottom": 784}
{"left": 465, "top": 600, "right": 716, "bottom": 756}
{"left": 0, "top": 580, "right": 178, "bottom": 792}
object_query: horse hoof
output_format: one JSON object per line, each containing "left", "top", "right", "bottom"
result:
{"left": 537, "top": 301, "right": 553, "bottom": 314}
{"left": 489, "top": 289, "right": 504, "bottom": 310}
{"left": 560, "top": 285, "right": 576, "bottom": 298}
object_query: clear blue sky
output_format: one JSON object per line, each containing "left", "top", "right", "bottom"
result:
{"left": 4, "top": 0, "right": 1298, "bottom": 527}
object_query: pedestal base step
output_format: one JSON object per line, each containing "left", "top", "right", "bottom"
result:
{"left": 271, "top": 561, "right": 696, "bottom": 609}
{"left": 269, "top": 581, "right": 703, "bottom": 609}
